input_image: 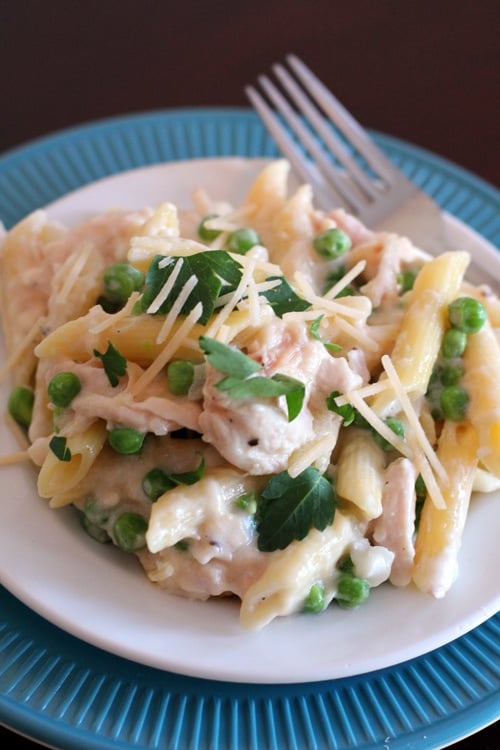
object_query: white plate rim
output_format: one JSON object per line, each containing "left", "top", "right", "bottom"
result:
{"left": 0, "top": 157, "right": 499, "bottom": 684}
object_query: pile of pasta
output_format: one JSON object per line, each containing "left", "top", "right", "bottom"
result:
{"left": 1, "top": 159, "right": 499, "bottom": 630}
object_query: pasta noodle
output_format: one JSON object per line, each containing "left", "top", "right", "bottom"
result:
{"left": 0, "top": 158, "right": 497, "bottom": 630}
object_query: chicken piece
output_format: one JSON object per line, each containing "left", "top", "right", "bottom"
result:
{"left": 372, "top": 457, "right": 418, "bottom": 586}
{"left": 348, "top": 233, "right": 429, "bottom": 308}
{"left": 31, "top": 360, "right": 202, "bottom": 442}
{"left": 329, "top": 208, "right": 374, "bottom": 246}
{"left": 199, "top": 365, "right": 315, "bottom": 475}
{"left": 199, "top": 318, "right": 362, "bottom": 475}
{"left": 141, "top": 467, "right": 268, "bottom": 600}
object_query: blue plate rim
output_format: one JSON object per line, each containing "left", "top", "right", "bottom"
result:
{"left": 0, "top": 107, "right": 499, "bottom": 750}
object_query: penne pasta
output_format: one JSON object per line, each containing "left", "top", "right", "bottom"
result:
{"left": 240, "top": 510, "right": 358, "bottom": 630}
{"left": 370, "top": 251, "right": 470, "bottom": 417}
{"left": 462, "top": 318, "right": 500, "bottom": 476}
{"left": 412, "top": 421, "right": 478, "bottom": 597}
{"left": 37, "top": 421, "right": 108, "bottom": 502}
{"left": 0, "top": 159, "right": 496, "bottom": 630}
{"left": 335, "top": 428, "right": 385, "bottom": 519}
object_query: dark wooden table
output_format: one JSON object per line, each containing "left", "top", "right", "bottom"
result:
{"left": 0, "top": 1, "right": 498, "bottom": 748}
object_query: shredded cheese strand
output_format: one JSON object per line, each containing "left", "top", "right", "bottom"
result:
{"left": 129, "top": 302, "right": 203, "bottom": 396}
{"left": 293, "top": 272, "right": 369, "bottom": 320}
{"left": 203, "top": 258, "right": 257, "bottom": 339}
{"left": 334, "top": 316, "right": 380, "bottom": 351}
{"left": 381, "top": 354, "right": 447, "bottom": 483}
{"left": 323, "top": 260, "right": 366, "bottom": 300}
{"left": 407, "top": 434, "right": 446, "bottom": 510}
{"left": 89, "top": 292, "right": 141, "bottom": 334}
{"left": 156, "top": 275, "right": 199, "bottom": 344}
{"left": 147, "top": 257, "right": 184, "bottom": 314}
{"left": 345, "top": 389, "right": 408, "bottom": 456}
{"left": 345, "top": 369, "right": 446, "bottom": 510}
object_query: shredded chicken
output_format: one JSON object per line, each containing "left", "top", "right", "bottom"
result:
{"left": 372, "top": 457, "right": 418, "bottom": 586}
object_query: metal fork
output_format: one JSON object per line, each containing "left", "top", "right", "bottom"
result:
{"left": 245, "top": 54, "right": 500, "bottom": 286}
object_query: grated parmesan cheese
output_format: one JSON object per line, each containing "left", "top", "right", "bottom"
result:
{"left": 323, "top": 260, "right": 366, "bottom": 300}
{"left": 129, "top": 302, "right": 203, "bottom": 397}
{"left": 89, "top": 292, "right": 141, "bottom": 335}
{"left": 156, "top": 274, "right": 198, "bottom": 344}
{"left": 147, "top": 257, "right": 185, "bottom": 315}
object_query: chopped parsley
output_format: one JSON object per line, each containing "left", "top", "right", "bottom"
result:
{"left": 199, "top": 336, "right": 305, "bottom": 421}
{"left": 260, "top": 276, "right": 311, "bottom": 318}
{"left": 198, "top": 336, "right": 261, "bottom": 379}
{"left": 256, "top": 467, "right": 336, "bottom": 551}
{"left": 49, "top": 435, "right": 72, "bottom": 462}
{"left": 309, "top": 315, "right": 342, "bottom": 353}
{"left": 93, "top": 341, "right": 127, "bottom": 387}
{"left": 326, "top": 390, "right": 356, "bottom": 426}
{"left": 140, "top": 251, "right": 242, "bottom": 324}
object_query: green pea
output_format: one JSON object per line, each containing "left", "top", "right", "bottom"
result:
{"left": 448, "top": 297, "right": 487, "bottom": 334}
{"left": 167, "top": 360, "right": 195, "bottom": 395}
{"left": 235, "top": 492, "right": 258, "bottom": 514}
{"left": 198, "top": 213, "right": 222, "bottom": 242}
{"left": 336, "top": 572, "right": 370, "bottom": 608}
{"left": 397, "top": 268, "right": 419, "bottom": 293}
{"left": 47, "top": 372, "right": 81, "bottom": 408}
{"left": 142, "top": 468, "right": 175, "bottom": 501}
{"left": 7, "top": 385, "right": 34, "bottom": 429}
{"left": 441, "top": 328, "right": 467, "bottom": 359}
{"left": 428, "top": 364, "right": 443, "bottom": 387}
{"left": 337, "top": 555, "right": 355, "bottom": 574}
{"left": 440, "top": 385, "right": 469, "bottom": 422}
{"left": 103, "top": 263, "right": 144, "bottom": 304}
{"left": 313, "top": 228, "right": 351, "bottom": 259}
{"left": 227, "top": 227, "right": 260, "bottom": 255}
{"left": 84, "top": 496, "right": 111, "bottom": 525}
{"left": 373, "top": 417, "right": 405, "bottom": 450}
{"left": 113, "top": 512, "right": 148, "bottom": 552}
{"left": 80, "top": 514, "right": 110, "bottom": 544}
{"left": 441, "top": 361, "right": 465, "bottom": 387}
{"left": 303, "top": 582, "right": 326, "bottom": 613}
{"left": 108, "top": 427, "right": 145, "bottom": 454}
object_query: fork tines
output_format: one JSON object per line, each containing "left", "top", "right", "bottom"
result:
{"left": 245, "top": 54, "right": 414, "bottom": 216}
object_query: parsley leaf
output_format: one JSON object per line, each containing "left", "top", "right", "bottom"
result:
{"left": 141, "top": 252, "right": 242, "bottom": 324}
{"left": 49, "top": 435, "right": 72, "bottom": 462}
{"left": 309, "top": 315, "right": 342, "bottom": 353}
{"left": 93, "top": 341, "right": 127, "bottom": 387}
{"left": 217, "top": 373, "right": 305, "bottom": 421}
{"left": 261, "top": 276, "right": 311, "bottom": 318}
{"left": 199, "top": 336, "right": 262, "bottom": 378}
{"left": 257, "top": 467, "right": 336, "bottom": 551}
{"left": 326, "top": 390, "right": 356, "bottom": 426}
{"left": 200, "top": 337, "right": 305, "bottom": 422}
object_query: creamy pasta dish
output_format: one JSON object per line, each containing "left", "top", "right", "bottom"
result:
{"left": 1, "top": 160, "right": 499, "bottom": 630}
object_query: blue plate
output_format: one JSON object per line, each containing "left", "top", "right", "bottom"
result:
{"left": 0, "top": 108, "right": 499, "bottom": 749}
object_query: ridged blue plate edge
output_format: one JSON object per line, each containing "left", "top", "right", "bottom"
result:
{"left": 0, "top": 108, "right": 499, "bottom": 750}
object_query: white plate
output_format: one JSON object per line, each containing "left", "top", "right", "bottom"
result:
{"left": 0, "top": 157, "right": 499, "bottom": 684}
